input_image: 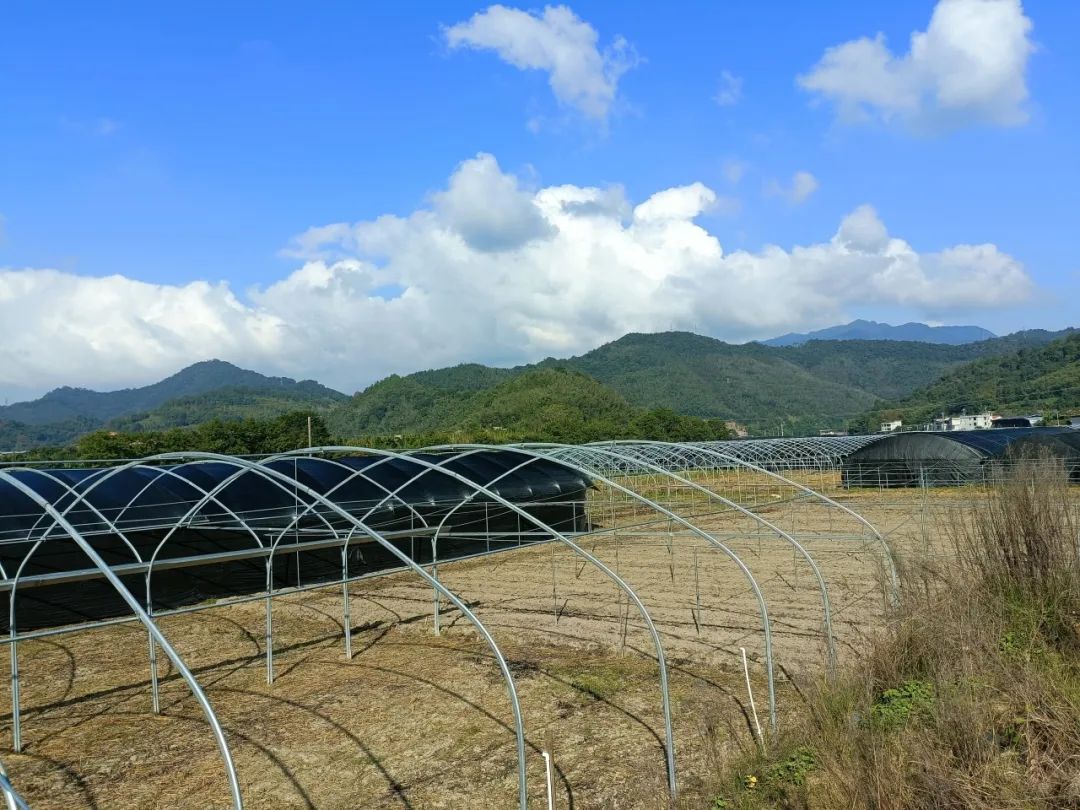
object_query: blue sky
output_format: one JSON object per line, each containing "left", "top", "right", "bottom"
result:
{"left": 1, "top": 1, "right": 1077, "bottom": 397}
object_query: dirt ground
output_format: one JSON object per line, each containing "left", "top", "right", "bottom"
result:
{"left": 0, "top": 478, "right": 968, "bottom": 809}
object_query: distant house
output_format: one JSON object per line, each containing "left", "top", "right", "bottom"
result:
{"left": 934, "top": 412, "right": 994, "bottom": 431}
{"left": 1069, "top": 415, "right": 1080, "bottom": 429}
{"left": 879, "top": 419, "right": 903, "bottom": 433}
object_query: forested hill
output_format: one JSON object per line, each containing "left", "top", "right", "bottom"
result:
{"left": 4, "top": 326, "right": 1076, "bottom": 452}
{"left": 327, "top": 333, "right": 883, "bottom": 439}
{"left": 0, "top": 361, "right": 346, "bottom": 450}
{"left": 330, "top": 328, "right": 1075, "bottom": 438}
{"left": 0, "top": 360, "right": 345, "bottom": 425}
{"left": 551, "top": 332, "right": 880, "bottom": 431}
{"left": 327, "top": 367, "right": 731, "bottom": 443}
{"left": 860, "top": 331, "right": 1080, "bottom": 427}
{"left": 774, "top": 330, "right": 1073, "bottom": 400}
{"left": 574, "top": 328, "right": 1074, "bottom": 416}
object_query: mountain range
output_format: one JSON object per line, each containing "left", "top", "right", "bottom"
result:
{"left": 763, "top": 319, "right": 996, "bottom": 346}
{"left": 1, "top": 324, "right": 1077, "bottom": 451}
{"left": 327, "top": 327, "right": 1074, "bottom": 439}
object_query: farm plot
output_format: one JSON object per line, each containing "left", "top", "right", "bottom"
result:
{"left": 0, "top": 481, "right": 955, "bottom": 809}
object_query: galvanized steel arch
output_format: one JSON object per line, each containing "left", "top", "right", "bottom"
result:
{"left": 270, "top": 445, "right": 682, "bottom": 800}
{"left": 550, "top": 436, "right": 885, "bottom": 473}
{"left": 0, "top": 469, "right": 245, "bottom": 810}
{"left": 522, "top": 442, "right": 838, "bottom": 676}
{"left": 132, "top": 452, "right": 530, "bottom": 810}
{"left": 0, "top": 463, "right": 275, "bottom": 732}
{"left": 136, "top": 463, "right": 278, "bottom": 700}
{"left": 3, "top": 467, "right": 157, "bottom": 753}
{"left": 446, "top": 443, "right": 781, "bottom": 731}
{"left": 699, "top": 436, "right": 885, "bottom": 469}
{"left": 4, "top": 453, "right": 530, "bottom": 810}
{"left": 262, "top": 454, "right": 434, "bottom": 535}
{"left": 12, "top": 459, "right": 334, "bottom": 694}
{"left": 591, "top": 441, "right": 900, "bottom": 604}
{"left": 0, "top": 758, "right": 30, "bottom": 810}
{"left": 260, "top": 453, "right": 436, "bottom": 661}
{"left": 415, "top": 443, "right": 780, "bottom": 753}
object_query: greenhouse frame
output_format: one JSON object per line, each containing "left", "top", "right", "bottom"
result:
{"left": 841, "top": 427, "right": 1080, "bottom": 487}
{"left": 0, "top": 436, "right": 947, "bottom": 808}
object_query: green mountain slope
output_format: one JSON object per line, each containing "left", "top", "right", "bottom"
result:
{"left": 6, "top": 326, "right": 1076, "bottom": 452}
{"left": 566, "top": 330, "right": 1074, "bottom": 421}
{"left": 329, "top": 332, "right": 885, "bottom": 437}
{"left": 108, "top": 384, "right": 346, "bottom": 432}
{"left": 862, "top": 331, "right": 1080, "bottom": 426}
{"left": 0, "top": 416, "right": 101, "bottom": 452}
{"left": 776, "top": 330, "right": 1075, "bottom": 400}
{"left": 0, "top": 360, "right": 345, "bottom": 426}
{"left": 551, "top": 332, "right": 878, "bottom": 431}
{"left": 0, "top": 362, "right": 347, "bottom": 450}
{"left": 330, "top": 367, "right": 731, "bottom": 443}
{"left": 777, "top": 339, "right": 986, "bottom": 401}
{"left": 329, "top": 328, "right": 1078, "bottom": 438}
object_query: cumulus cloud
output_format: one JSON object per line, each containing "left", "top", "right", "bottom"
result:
{"left": 430, "top": 153, "right": 553, "bottom": 251}
{"left": 444, "top": 4, "right": 638, "bottom": 121}
{"left": 0, "top": 270, "right": 286, "bottom": 396}
{"left": 798, "top": 0, "right": 1035, "bottom": 131}
{"left": 765, "top": 171, "right": 819, "bottom": 204}
{"left": 0, "top": 155, "right": 1032, "bottom": 399}
{"left": 714, "top": 70, "right": 743, "bottom": 106}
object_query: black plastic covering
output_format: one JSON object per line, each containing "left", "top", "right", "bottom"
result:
{"left": 842, "top": 428, "right": 1080, "bottom": 487}
{"left": 0, "top": 452, "right": 593, "bottom": 631}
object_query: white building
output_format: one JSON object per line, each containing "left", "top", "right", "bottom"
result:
{"left": 879, "top": 419, "right": 903, "bottom": 433}
{"left": 934, "top": 412, "right": 994, "bottom": 431}
{"left": 1069, "top": 415, "right": 1080, "bottom": 429}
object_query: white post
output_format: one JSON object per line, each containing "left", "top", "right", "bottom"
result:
{"left": 741, "top": 647, "right": 764, "bottom": 749}
{"left": 542, "top": 751, "right": 555, "bottom": 810}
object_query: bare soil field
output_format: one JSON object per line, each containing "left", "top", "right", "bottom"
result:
{"left": 0, "top": 482, "right": 965, "bottom": 809}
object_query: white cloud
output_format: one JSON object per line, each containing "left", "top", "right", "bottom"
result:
{"left": 0, "top": 270, "right": 286, "bottom": 397}
{"left": 430, "top": 153, "right": 553, "bottom": 251}
{"left": 0, "top": 155, "right": 1032, "bottom": 399}
{"left": 798, "top": 0, "right": 1035, "bottom": 131}
{"left": 444, "top": 4, "right": 638, "bottom": 121}
{"left": 765, "top": 170, "right": 819, "bottom": 204}
{"left": 714, "top": 70, "right": 743, "bottom": 106}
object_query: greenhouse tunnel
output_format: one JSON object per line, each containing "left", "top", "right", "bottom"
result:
{"left": 0, "top": 451, "right": 592, "bottom": 632}
{"left": 841, "top": 427, "right": 1080, "bottom": 488}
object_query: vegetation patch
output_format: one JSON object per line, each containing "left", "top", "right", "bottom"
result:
{"left": 698, "top": 456, "right": 1080, "bottom": 810}
{"left": 867, "top": 679, "right": 934, "bottom": 731}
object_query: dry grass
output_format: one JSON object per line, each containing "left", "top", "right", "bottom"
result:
{"left": 703, "top": 457, "right": 1080, "bottom": 810}
{"left": 0, "top": 478, "right": 1017, "bottom": 808}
